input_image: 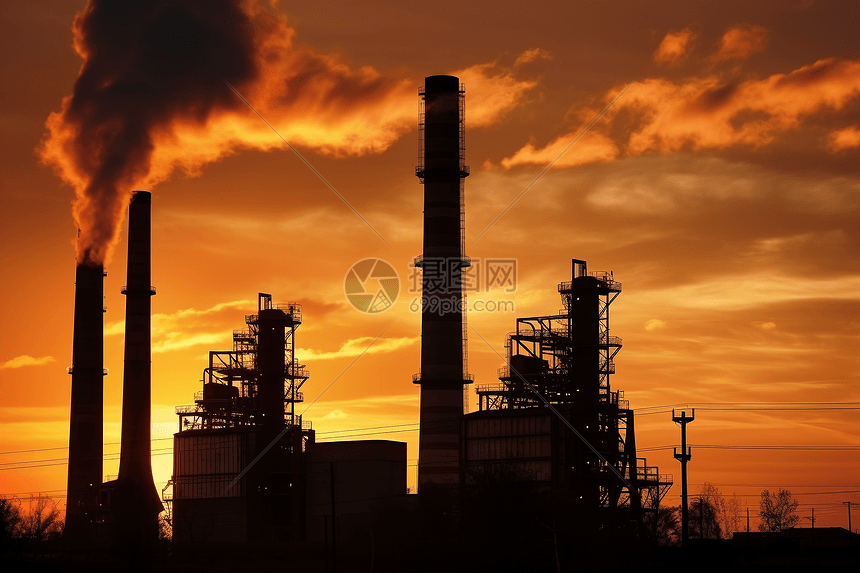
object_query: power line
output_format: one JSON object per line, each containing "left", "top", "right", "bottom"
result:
{"left": 4, "top": 402, "right": 856, "bottom": 456}
{"left": 639, "top": 444, "right": 860, "bottom": 452}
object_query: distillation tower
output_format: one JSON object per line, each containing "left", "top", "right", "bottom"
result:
{"left": 169, "top": 294, "right": 313, "bottom": 543}
{"left": 466, "top": 260, "right": 672, "bottom": 520}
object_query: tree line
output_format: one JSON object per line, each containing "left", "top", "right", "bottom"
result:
{"left": 652, "top": 483, "right": 801, "bottom": 544}
{"left": 0, "top": 495, "right": 65, "bottom": 552}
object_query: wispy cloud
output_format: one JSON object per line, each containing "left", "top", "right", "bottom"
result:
{"left": 503, "top": 56, "right": 860, "bottom": 168}
{"left": 1, "top": 355, "right": 56, "bottom": 370}
{"left": 710, "top": 24, "right": 768, "bottom": 63}
{"left": 515, "top": 48, "right": 552, "bottom": 67}
{"left": 105, "top": 299, "right": 251, "bottom": 353}
{"left": 827, "top": 125, "right": 860, "bottom": 152}
{"left": 654, "top": 28, "right": 696, "bottom": 66}
{"left": 452, "top": 58, "right": 537, "bottom": 128}
{"left": 152, "top": 333, "right": 228, "bottom": 355}
{"left": 299, "top": 336, "right": 418, "bottom": 361}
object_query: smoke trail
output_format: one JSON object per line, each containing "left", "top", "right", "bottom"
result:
{"left": 41, "top": 1, "right": 261, "bottom": 264}
{"left": 40, "top": 1, "right": 537, "bottom": 265}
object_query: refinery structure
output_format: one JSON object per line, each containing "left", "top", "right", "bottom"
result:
{"left": 62, "top": 75, "right": 671, "bottom": 553}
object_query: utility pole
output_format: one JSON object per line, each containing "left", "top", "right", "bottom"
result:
{"left": 804, "top": 508, "right": 815, "bottom": 529}
{"left": 746, "top": 507, "right": 750, "bottom": 533}
{"left": 843, "top": 501, "right": 852, "bottom": 534}
{"left": 673, "top": 409, "right": 695, "bottom": 546}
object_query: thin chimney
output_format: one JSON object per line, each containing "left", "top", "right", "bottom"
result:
{"left": 116, "top": 190, "right": 162, "bottom": 537}
{"left": 65, "top": 257, "right": 106, "bottom": 538}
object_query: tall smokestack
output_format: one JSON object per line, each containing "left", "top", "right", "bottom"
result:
{"left": 115, "top": 190, "right": 162, "bottom": 543}
{"left": 415, "top": 75, "right": 471, "bottom": 489}
{"left": 65, "top": 259, "right": 106, "bottom": 539}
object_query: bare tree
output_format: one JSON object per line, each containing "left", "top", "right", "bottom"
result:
{"left": 0, "top": 497, "right": 21, "bottom": 550}
{"left": 699, "top": 483, "right": 741, "bottom": 538}
{"left": 758, "top": 489, "right": 799, "bottom": 532}
{"left": 158, "top": 512, "right": 172, "bottom": 542}
{"left": 722, "top": 493, "right": 742, "bottom": 538}
{"left": 690, "top": 496, "right": 722, "bottom": 539}
{"left": 646, "top": 506, "right": 680, "bottom": 546}
{"left": 16, "top": 495, "right": 64, "bottom": 545}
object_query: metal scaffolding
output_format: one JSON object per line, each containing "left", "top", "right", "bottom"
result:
{"left": 175, "top": 293, "right": 311, "bottom": 433}
{"left": 474, "top": 260, "right": 672, "bottom": 514}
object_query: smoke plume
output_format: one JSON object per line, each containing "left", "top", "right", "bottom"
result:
{"left": 41, "top": 1, "right": 260, "bottom": 265}
{"left": 41, "top": 1, "right": 537, "bottom": 265}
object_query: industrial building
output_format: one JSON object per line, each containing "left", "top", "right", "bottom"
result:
{"left": 464, "top": 260, "right": 672, "bottom": 521}
{"left": 63, "top": 74, "right": 670, "bottom": 556}
{"left": 167, "top": 294, "right": 407, "bottom": 545}
{"left": 167, "top": 294, "right": 313, "bottom": 544}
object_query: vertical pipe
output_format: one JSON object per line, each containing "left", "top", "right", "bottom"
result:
{"left": 416, "top": 75, "right": 468, "bottom": 489}
{"left": 65, "top": 259, "right": 105, "bottom": 538}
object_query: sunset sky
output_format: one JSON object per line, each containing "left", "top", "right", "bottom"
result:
{"left": 1, "top": 0, "right": 858, "bottom": 530}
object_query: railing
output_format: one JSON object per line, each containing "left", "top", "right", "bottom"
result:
{"left": 558, "top": 275, "right": 622, "bottom": 292}
{"left": 599, "top": 334, "right": 622, "bottom": 346}
{"left": 175, "top": 405, "right": 198, "bottom": 414}
{"left": 475, "top": 383, "right": 506, "bottom": 393}
{"left": 288, "top": 364, "right": 309, "bottom": 379}
{"left": 276, "top": 302, "right": 301, "bottom": 322}
{"left": 67, "top": 367, "right": 109, "bottom": 375}
{"left": 413, "top": 372, "right": 474, "bottom": 383}
{"left": 120, "top": 285, "right": 157, "bottom": 295}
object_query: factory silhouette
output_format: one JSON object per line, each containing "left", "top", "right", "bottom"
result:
{"left": 63, "top": 74, "right": 859, "bottom": 571}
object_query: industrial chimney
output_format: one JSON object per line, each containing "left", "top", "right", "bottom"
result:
{"left": 65, "top": 257, "right": 106, "bottom": 540}
{"left": 414, "top": 75, "right": 472, "bottom": 489}
{"left": 112, "top": 190, "right": 163, "bottom": 545}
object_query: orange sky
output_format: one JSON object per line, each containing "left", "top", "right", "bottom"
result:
{"left": 1, "top": 0, "right": 858, "bottom": 530}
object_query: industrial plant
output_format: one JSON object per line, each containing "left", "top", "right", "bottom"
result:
{"left": 61, "top": 75, "right": 672, "bottom": 563}
{"left": 65, "top": 191, "right": 162, "bottom": 551}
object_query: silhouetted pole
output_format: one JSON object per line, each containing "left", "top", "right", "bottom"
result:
{"left": 672, "top": 409, "right": 695, "bottom": 545}
{"left": 804, "top": 508, "right": 815, "bottom": 529}
{"left": 747, "top": 507, "right": 750, "bottom": 532}
{"left": 843, "top": 501, "right": 852, "bottom": 533}
{"left": 331, "top": 462, "right": 337, "bottom": 573}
